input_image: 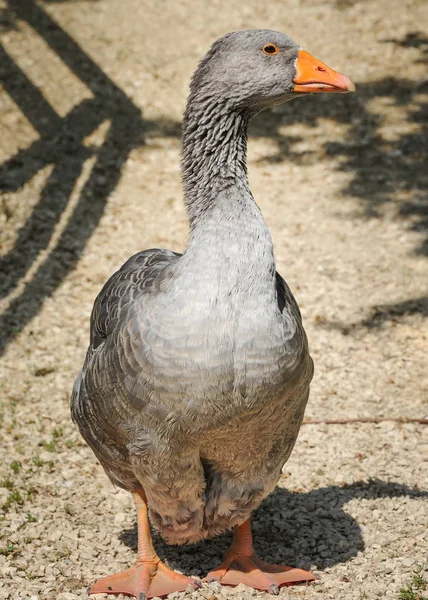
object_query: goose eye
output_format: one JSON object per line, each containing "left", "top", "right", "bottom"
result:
{"left": 262, "top": 44, "right": 279, "bottom": 55}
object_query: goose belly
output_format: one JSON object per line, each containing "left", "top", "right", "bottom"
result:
{"left": 198, "top": 386, "right": 309, "bottom": 539}
{"left": 132, "top": 297, "right": 311, "bottom": 543}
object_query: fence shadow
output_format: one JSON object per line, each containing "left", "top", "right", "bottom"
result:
{"left": 0, "top": 3, "right": 18, "bottom": 32}
{"left": 0, "top": 0, "right": 180, "bottom": 355}
{"left": 119, "top": 479, "right": 427, "bottom": 576}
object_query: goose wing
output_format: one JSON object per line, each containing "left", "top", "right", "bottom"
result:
{"left": 71, "top": 249, "right": 181, "bottom": 487}
{"left": 90, "top": 249, "right": 181, "bottom": 350}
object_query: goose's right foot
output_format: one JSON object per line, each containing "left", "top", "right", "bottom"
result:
{"left": 88, "top": 489, "right": 199, "bottom": 599}
{"left": 89, "top": 559, "right": 197, "bottom": 598}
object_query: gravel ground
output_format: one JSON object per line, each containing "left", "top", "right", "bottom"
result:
{"left": 1, "top": 1, "right": 427, "bottom": 599}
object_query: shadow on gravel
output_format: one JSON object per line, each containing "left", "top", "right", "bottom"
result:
{"left": 316, "top": 295, "right": 428, "bottom": 334}
{"left": 0, "top": 0, "right": 180, "bottom": 356}
{"left": 251, "top": 32, "right": 428, "bottom": 257}
{"left": 119, "top": 479, "right": 427, "bottom": 576}
{"left": 1, "top": 7, "right": 427, "bottom": 357}
{"left": 0, "top": 4, "right": 18, "bottom": 32}
{"left": 250, "top": 30, "right": 428, "bottom": 325}
{"left": 383, "top": 31, "right": 428, "bottom": 64}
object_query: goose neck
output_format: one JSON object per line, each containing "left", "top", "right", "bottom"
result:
{"left": 181, "top": 94, "right": 252, "bottom": 227}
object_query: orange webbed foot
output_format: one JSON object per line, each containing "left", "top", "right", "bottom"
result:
{"left": 206, "top": 554, "right": 315, "bottom": 593}
{"left": 88, "top": 490, "right": 200, "bottom": 599}
{"left": 205, "top": 519, "right": 315, "bottom": 593}
{"left": 89, "top": 559, "right": 199, "bottom": 599}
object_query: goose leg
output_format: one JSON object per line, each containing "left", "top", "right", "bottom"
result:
{"left": 206, "top": 519, "right": 315, "bottom": 593}
{"left": 89, "top": 489, "right": 198, "bottom": 599}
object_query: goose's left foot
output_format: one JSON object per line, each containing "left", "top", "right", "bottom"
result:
{"left": 206, "top": 519, "right": 315, "bottom": 593}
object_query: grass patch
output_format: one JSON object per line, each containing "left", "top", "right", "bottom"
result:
{"left": 26, "top": 513, "right": 37, "bottom": 523}
{"left": 32, "top": 456, "right": 55, "bottom": 469}
{"left": 2, "top": 490, "right": 24, "bottom": 510}
{"left": 1, "top": 484, "right": 38, "bottom": 512}
{"left": 0, "top": 478, "right": 14, "bottom": 490}
{"left": 25, "top": 486, "right": 37, "bottom": 501}
{"left": 398, "top": 564, "right": 427, "bottom": 600}
{"left": 0, "top": 543, "right": 19, "bottom": 556}
{"left": 39, "top": 427, "right": 64, "bottom": 452}
{"left": 10, "top": 460, "right": 22, "bottom": 473}
{"left": 52, "top": 427, "right": 63, "bottom": 438}
{"left": 40, "top": 439, "right": 57, "bottom": 452}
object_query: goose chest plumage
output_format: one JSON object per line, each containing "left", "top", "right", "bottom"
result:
{"left": 71, "top": 29, "right": 354, "bottom": 599}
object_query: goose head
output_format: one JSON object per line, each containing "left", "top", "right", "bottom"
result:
{"left": 190, "top": 29, "right": 355, "bottom": 113}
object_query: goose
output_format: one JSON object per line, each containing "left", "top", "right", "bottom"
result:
{"left": 71, "top": 29, "right": 354, "bottom": 599}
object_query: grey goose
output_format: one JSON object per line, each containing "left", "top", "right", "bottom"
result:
{"left": 71, "top": 29, "right": 354, "bottom": 599}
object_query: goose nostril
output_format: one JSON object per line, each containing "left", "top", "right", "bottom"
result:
{"left": 316, "top": 66, "right": 327, "bottom": 73}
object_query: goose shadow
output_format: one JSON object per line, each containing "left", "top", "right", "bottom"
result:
{"left": 119, "top": 479, "right": 427, "bottom": 576}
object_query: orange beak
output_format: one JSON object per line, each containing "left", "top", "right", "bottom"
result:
{"left": 293, "top": 49, "right": 355, "bottom": 93}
